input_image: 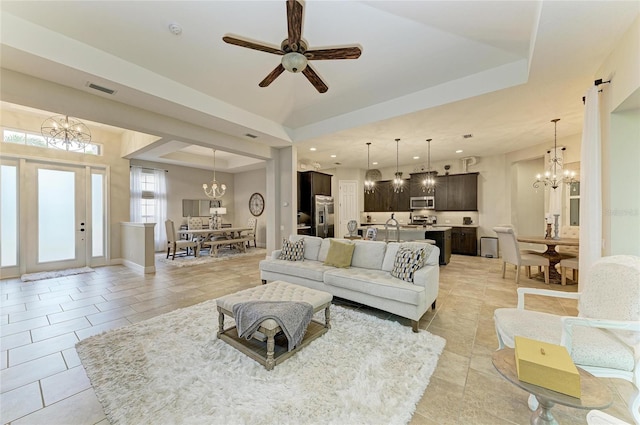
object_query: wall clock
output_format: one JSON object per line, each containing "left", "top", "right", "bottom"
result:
{"left": 249, "top": 192, "right": 265, "bottom": 216}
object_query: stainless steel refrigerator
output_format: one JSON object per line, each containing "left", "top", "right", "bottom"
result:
{"left": 314, "top": 195, "right": 334, "bottom": 238}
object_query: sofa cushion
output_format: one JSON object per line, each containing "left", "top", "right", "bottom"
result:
{"left": 324, "top": 268, "right": 424, "bottom": 306}
{"left": 259, "top": 259, "right": 332, "bottom": 282}
{"left": 279, "top": 239, "right": 304, "bottom": 261}
{"left": 350, "top": 240, "right": 387, "bottom": 270}
{"left": 324, "top": 239, "right": 355, "bottom": 268}
{"left": 290, "top": 235, "right": 323, "bottom": 261}
{"left": 390, "top": 247, "right": 426, "bottom": 283}
{"left": 318, "top": 238, "right": 347, "bottom": 262}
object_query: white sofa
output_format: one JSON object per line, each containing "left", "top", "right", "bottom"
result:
{"left": 259, "top": 235, "right": 440, "bottom": 332}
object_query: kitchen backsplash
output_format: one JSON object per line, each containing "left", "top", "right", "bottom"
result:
{"left": 360, "top": 211, "right": 479, "bottom": 226}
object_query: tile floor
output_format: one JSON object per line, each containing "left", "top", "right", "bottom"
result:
{"left": 1, "top": 252, "right": 636, "bottom": 424}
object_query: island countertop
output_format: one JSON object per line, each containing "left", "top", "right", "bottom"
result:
{"left": 358, "top": 225, "right": 452, "bottom": 232}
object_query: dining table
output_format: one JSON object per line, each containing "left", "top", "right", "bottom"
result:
{"left": 178, "top": 227, "right": 253, "bottom": 255}
{"left": 516, "top": 235, "right": 579, "bottom": 284}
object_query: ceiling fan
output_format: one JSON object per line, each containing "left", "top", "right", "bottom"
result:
{"left": 222, "top": 0, "right": 362, "bottom": 93}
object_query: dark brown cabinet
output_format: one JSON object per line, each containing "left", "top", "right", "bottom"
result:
{"left": 409, "top": 172, "right": 438, "bottom": 197}
{"left": 298, "top": 171, "right": 332, "bottom": 214}
{"left": 435, "top": 173, "right": 478, "bottom": 211}
{"left": 425, "top": 229, "right": 452, "bottom": 265}
{"left": 364, "top": 179, "right": 410, "bottom": 212}
{"left": 451, "top": 226, "right": 477, "bottom": 256}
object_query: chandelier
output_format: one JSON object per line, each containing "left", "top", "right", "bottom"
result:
{"left": 202, "top": 149, "right": 227, "bottom": 199}
{"left": 392, "top": 138, "right": 404, "bottom": 193}
{"left": 422, "top": 138, "right": 435, "bottom": 193}
{"left": 364, "top": 142, "right": 375, "bottom": 194}
{"left": 533, "top": 119, "right": 578, "bottom": 190}
{"left": 41, "top": 115, "right": 92, "bottom": 151}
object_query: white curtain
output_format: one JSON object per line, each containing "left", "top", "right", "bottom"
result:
{"left": 579, "top": 86, "right": 602, "bottom": 290}
{"left": 153, "top": 169, "right": 167, "bottom": 251}
{"left": 130, "top": 166, "right": 143, "bottom": 222}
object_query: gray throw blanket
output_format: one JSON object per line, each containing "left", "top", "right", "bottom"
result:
{"left": 233, "top": 301, "right": 314, "bottom": 352}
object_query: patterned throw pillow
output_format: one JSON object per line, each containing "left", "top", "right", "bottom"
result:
{"left": 390, "top": 247, "right": 426, "bottom": 283}
{"left": 278, "top": 239, "right": 304, "bottom": 261}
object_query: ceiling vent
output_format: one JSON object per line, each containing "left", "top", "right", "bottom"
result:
{"left": 86, "top": 82, "right": 116, "bottom": 95}
{"left": 244, "top": 133, "right": 258, "bottom": 139}
{"left": 463, "top": 134, "right": 473, "bottom": 139}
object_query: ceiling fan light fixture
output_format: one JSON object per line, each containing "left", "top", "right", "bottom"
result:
{"left": 282, "top": 52, "right": 307, "bottom": 73}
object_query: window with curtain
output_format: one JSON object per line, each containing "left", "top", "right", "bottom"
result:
{"left": 130, "top": 167, "right": 167, "bottom": 251}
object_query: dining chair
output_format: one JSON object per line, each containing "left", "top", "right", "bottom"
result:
{"left": 165, "top": 219, "right": 198, "bottom": 259}
{"left": 556, "top": 226, "right": 579, "bottom": 259}
{"left": 560, "top": 257, "right": 579, "bottom": 285}
{"left": 492, "top": 226, "right": 550, "bottom": 284}
{"left": 246, "top": 217, "right": 257, "bottom": 248}
{"left": 493, "top": 255, "right": 640, "bottom": 424}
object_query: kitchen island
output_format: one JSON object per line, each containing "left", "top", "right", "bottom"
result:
{"left": 357, "top": 225, "right": 452, "bottom": 265}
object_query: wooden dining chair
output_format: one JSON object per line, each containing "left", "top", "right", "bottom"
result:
{"left": 492, "top": 226, "right": 550, "bottom": 284}
{"left": 246, "top": 217, "right": 257, "bottom": 248}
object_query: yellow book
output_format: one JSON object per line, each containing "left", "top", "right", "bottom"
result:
{"left": 514, "top": 336, "right": 581, "bottom": 398}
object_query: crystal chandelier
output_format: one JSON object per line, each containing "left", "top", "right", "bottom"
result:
{"left": 392, "top": 138, "right": 404, "bottom": 193}
{"left": 364, "top": 142, "right": 375, "bottom": 194}
{"left": 41, "top": 115, "right": 92, "bottom": 151}
{"left": 422, "top": 138, "right": 435, "bottom": 193}
{"left": 533, "top": 119, "right": 578, "bottom": 190}
{"left": 202, "top": 149, "right": 227, "bottom": 199}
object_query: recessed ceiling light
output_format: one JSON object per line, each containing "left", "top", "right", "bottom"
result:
{"left": 330, "top": 154, "right": 337, "bottom": 158}
{"left": 310, "top": 147, "right": 317, "bottom": 151}
{"left": 168, "top": 23, "right": 182, "bottom": 36}
{"left": 456, "top": 150, "right": 463, "bottom": 153}
{"left": 372, "top": 162, "right": 378, "bottom": 165}
{"left": 413, "top": 156, "right": 420, "bottom": 160}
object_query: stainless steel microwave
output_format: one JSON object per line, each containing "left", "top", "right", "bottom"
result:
{"left": 410, "top": 196, "right": 435, "bottom": 210}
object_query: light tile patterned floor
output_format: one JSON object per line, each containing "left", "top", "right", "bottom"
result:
{"left": 1, "top": 252, "right": 635, "bottom": 424}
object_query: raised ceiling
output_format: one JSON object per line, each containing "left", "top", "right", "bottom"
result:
{"left": 1, "top": 1, "right": 638, "bottom": 172}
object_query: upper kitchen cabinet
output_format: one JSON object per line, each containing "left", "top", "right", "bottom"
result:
{"left": 409, "top": 172, "right": 438, "bottom": 197}
{"left": 435, "top": 173, "right": 478, "bottom": 211}
{"left": 298, "top": 171, "right": 332, "bottom": 213}
{"left": 364, "top": 179, "right": 410, "bottom": 212}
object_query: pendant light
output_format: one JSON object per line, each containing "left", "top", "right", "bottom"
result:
{"left": 41, "top": 115, "right": 92, "bottom": 151}
{"left": 364, "top": 142, "right": 375, "bottom": 194}
{"left": 422, "top": 138, "right": 435, "bottom": 193}
{"left": 392, "top": 138, "right": 404, "bottom": 193}
{"left": 533, "top": 119, "right": 578, "bottom": 190}
{"left": 202, "top": 149, "right": 227, "bottom": 199}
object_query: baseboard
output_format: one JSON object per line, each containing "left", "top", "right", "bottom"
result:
{"left": 120, "top": 259, "right": 156, "bottom": 274}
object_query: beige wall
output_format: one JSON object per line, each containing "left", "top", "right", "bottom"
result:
{"left": 597, "top": 16, "right": 640, "bottom": 256}
{"left": 233, "top": 168, "right": 267, "bottom": 247}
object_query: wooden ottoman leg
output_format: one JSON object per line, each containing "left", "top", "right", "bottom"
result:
{"left": 265, "top": 330, "right": 276, "bottom": 371}
{"left": 217, "top": 308, "right": 225, "bottom": 337}
{"left": 325, "top": 305, "right": 331, "bottom": 329}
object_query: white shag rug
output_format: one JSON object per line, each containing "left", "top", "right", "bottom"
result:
{"left": 76, "top": 301, "right": 446, "bottom": 425}
{"left": 157, "top": 248, "right": 267, "bottom": 267}
{"left": 21, "top": 266, "right": 95, "bottom": 282}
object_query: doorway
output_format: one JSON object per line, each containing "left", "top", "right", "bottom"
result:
{"left": 1, "top": 159, "right": 108, "bottom": 275}
{"left": 338, "top": 180, "right": 359, "bottom": 237}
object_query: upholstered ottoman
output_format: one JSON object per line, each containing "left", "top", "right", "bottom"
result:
{"left": 217, "top": 281, "right": 332, "bottom": 370}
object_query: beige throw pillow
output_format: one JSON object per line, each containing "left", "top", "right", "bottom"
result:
{"left": 324, "top": 239, "right": 355, "bottom": 268}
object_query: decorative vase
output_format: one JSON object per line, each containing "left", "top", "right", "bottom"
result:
{"left": 545, "top": 223, "right": 552, "bottom": 239}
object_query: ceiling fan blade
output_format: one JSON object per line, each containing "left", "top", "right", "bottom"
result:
{"left": 223, "top": 36, "right": 283, "bottom": 55}
{"left": 287, "top": 0, "right": 303, "bottom": 51}
{"left": 305, "top": 46, "right": 362, "bottom": 60}
{"left": 302, "top": 65, "right": 328, "bottom": 93}
{"left": 259, "top": 64, "right": 286, "bottom": 87}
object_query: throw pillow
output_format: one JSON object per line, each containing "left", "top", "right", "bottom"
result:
{"left": 323, "top": 239, "right": 356, "bottom": 268}
{"left": 390, "top": 247, "right": 426, "bottom": 283}
{"left": 278, "top": 238, "right": 304, "bottom": 261}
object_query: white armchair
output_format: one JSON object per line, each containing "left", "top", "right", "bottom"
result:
{"left": 493, "top": 255, "right": 640, "bottom": 424}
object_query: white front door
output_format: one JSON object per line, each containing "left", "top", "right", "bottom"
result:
{"left": 338, "top": 180, "right": 359, "bottom": 236}
{"left": 25, "top": 162, "right": 88, "bottom": 272}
